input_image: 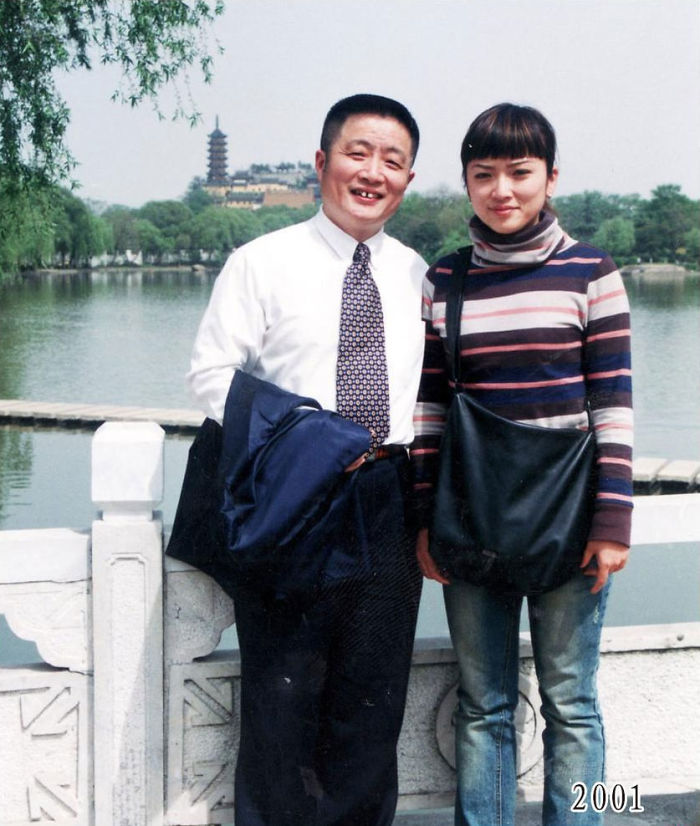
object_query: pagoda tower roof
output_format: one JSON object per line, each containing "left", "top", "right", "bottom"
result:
{"left": 208, "top": 115, "right": 227, "bottom": 139}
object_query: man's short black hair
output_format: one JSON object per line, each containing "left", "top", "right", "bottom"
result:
{"left": 320, "top": 94, "right": 419, "bottom": 163}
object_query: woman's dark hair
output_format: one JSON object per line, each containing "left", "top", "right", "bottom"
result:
{"left": 460, "top": 103, "right": 557, "bottom": 183}
{"left": 320, "top": 93, "right": 420, "bottom": 163}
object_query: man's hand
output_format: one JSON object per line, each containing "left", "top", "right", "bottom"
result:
{"left": 416, "top": 527, "right": 451, "bottom": 584}
{"left": 581, "top": 540, "right": 629, "bottom": 594}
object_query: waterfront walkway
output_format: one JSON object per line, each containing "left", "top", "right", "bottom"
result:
{"left": 0, "top": 398, "right": 203, "bottom": 433}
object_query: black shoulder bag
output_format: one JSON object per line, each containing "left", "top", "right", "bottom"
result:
{"left": 429, "top": 247, "right": 598, "bottom": 596}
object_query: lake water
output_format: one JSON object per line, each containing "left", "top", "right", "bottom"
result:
{"left": 1, "top": 268, "right": 699, "bottom": 661}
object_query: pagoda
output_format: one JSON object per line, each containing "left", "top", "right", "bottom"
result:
{"left": 202, "top": 118, "right": 317, "bottom": 209}
{"left": 207, "top": 116, "right": 229, "bottom": 185}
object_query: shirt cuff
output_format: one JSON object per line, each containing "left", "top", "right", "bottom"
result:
{"left": 588, "top": 502, "right": 633, "bottom": 548}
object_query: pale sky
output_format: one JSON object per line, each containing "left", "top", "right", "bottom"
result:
{"left": 58, "top": 0, "right": 700, "bottom": 208}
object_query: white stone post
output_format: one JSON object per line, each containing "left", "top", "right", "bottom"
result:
{"left": 91, "top": 422, "right": 165, "bottom": 826}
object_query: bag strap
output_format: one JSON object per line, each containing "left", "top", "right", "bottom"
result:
{"left": 445, "top": 246, "right": 472, "bottom": 386}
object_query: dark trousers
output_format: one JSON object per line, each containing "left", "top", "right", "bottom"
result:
{"left": 231, "top": 455, "right": 422, "bottom": 826}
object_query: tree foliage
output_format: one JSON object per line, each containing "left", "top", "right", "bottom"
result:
{"left": 592, "top": 217, "right": 636, "bottom": 260}
{"left": 0, "top": 176, "right": 55, "bottom": 273}
{"left": 554, "top": 191, "right": 643, "bottom": 244}
{"left": 183, "top": 178, "right": 214, "bottom": 212}
{"left": 387, "top": 190, "right": 472, "bottom": 263}
{"left": 1, "top": 182, "right": 698, "bottom": 277}
{"left": 0, "top": 0, "right": 224, "bottom": 193}
{"left": 52, "top": 187, "right": 111, "bottom": 265}
{"left": 633, "top": 185, "right": 699, "bottom": 263}
{"left": 553, "top": 187, "right": 700, "bottom": 266}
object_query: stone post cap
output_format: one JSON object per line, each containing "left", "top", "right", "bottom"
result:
{"left": 91, "top": 421, "right": 165, "bottom": 521}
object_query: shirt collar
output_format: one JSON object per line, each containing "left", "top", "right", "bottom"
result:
{"left": 313, "top": 207, "right": 385, "bottom": 263}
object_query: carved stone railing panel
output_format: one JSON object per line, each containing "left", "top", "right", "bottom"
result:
{"left": 166, "top": 657, "right": 240, "bottom": 826}
{"left": 164, "top": 559, "right": 235, "bottom": 666}
{"left": 0, "top": 665, "right": 90, "bottom": 825}
{"left": 0, "top": 528, "right": 91, "bottom": 672}
{"left": 0, "top": 581, "right": 91, "bottom": 673}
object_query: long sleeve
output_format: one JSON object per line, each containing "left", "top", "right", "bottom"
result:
{"left": 187, "top": 249, "right": 267, "bottom": 424}
{"left": 410, "top": 266, "right": 452, "bottom": 527}
{"left": 583, "top": 255, "right": 634, "bottom": 545}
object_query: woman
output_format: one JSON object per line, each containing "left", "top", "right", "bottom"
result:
{"left": 412, "top": 103, "right": 633, "bottom": 825}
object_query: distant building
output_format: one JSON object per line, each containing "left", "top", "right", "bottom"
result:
{"left": 207, "top": 117, "right": 229, "bottom": 185}
{"left": 203, "top": 118, "right": 318, "bottom": 210}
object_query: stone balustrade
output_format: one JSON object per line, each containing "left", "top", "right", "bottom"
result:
{"left": 0, "top": 421, "right": 698, "bottom": 825}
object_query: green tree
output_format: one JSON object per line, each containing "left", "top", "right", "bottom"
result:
{"left": 387, "top": 190, "right": 471, "bottom": 262}
{"left": 0, "top": 0, "right": 223, "bottom": 194}
{"left": 592, "top": 217, "right": 636, "bottom": 263}
{"left": 134, "top": 218, "right": 167, "bottom": 261}
{"left": 0, "top": 177, "right": 55, "bottom": 273}
{"left": 52, "top": 188, "right": 109, "bottom": 266}
{"left": 183, "top": 180, "right": 214, "bottom": 214}
{"left": 256, "top": 204, "right": 316, "bottom": 235}
{"left": 433, "top": 228, "right": 471, "bottom": 261}
{"left": 102, "top": 205, "right": 140, "bottom": 254}
{"left": 605, "top": 193, "right": 644, "bottom": 226}
{"left": 137, "top": 199, "right": 193, "bottom": 252}
{"left": 553, "top": 191, "right": 622, "bottom": 242}
{"left": 190, "top": 206, "right": 236, "bottom": 254}
{"left": 681, "top": 226, "right": 700, "bottom": 268}
{"left": 634, "top": 184, "right": 699, "bottom": 263}
{"left": 190, "top": 206, "right": 264, "bottom": 258}
{"left": 387, "top": 193, "right": 442, "bottom": 261}
{"left": 226, "top": 209, "right": 264, "bottom": 249}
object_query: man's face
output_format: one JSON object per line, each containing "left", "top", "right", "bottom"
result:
{"left": 315, "top": 114, "right": 415, "bottom": 242}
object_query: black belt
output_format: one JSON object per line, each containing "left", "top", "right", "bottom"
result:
{"left": 364, "top": 444, "right": 408, "bottom": 463}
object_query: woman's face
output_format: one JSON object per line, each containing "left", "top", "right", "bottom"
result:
{"left": 465, "top": 156, "right": 558, "bottom": 235}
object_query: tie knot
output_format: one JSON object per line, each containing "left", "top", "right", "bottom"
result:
{"left": 353, "top": 243, "right": 370, "bottom": 266}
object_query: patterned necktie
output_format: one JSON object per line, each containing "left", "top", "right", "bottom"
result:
{"left": 336, "top": 242, "right": 390, "bottom": 450}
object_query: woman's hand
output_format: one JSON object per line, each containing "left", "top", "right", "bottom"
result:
{"left": 581, "top": 540, "right": 629, "bottom": 594}
{"left": 416, "top": 528, "right": 451, "bottom": 584}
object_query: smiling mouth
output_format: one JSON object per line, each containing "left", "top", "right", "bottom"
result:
{"left": 352, "top": 189, "right": 382, "bottom": 200}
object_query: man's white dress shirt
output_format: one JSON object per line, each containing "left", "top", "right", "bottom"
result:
{"left": 187, "top": 208, "right": 427, "bottom": 446}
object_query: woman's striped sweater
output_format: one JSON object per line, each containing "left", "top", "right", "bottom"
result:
{"left": 411, "top": 235, "right": 634, "bottom": 547}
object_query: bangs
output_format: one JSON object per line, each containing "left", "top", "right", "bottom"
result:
{"left": 467, "top": 121, "right": 548, "bottom": 162}
{"left": 461, "top": 104, "right": 556, "bottom": 174}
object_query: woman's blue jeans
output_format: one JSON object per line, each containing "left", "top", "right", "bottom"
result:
{"left": 444, "top": 571, "right": 610, "bottom": 826}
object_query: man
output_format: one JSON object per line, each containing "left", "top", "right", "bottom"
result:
{"left": 186, "top": 94, "right": 426, "bottom": 826}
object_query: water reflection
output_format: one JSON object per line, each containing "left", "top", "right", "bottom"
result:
{"left": 624, "top": 270, "right": 700, "bottom": 307}
{"left": 0, "top": 268, "right": 215, "bottom": 407}
{"left": 0, "top": 428, "right": 33, "bottom": 525}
